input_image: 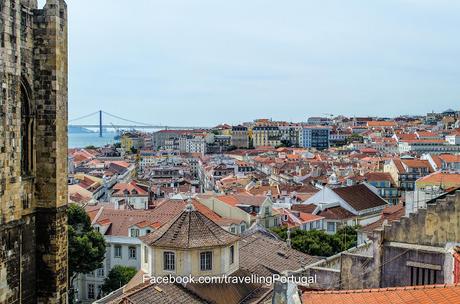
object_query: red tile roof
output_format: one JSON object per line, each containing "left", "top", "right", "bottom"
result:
{"left": 367, "top": 121, "right": 397, "bottom": 127}
{"left": 401, "top": 139, "right": 446, "bottom": 144}
{"left": 302, "top": 284, "right": 460, "bottom": 304}
{"left": 140, "top": 208, "right": 240, "bottom": 249}
{"left": 332, "top": 184, "right": 388, "bottom": 211}
{"left": 316, "top": 206, "right": 355, "bottom": 220}
{"left": 439, "top": 154, "right": 460, "bottom": 163}
{"left": 395, "top": 134, "right": 417, "bottom": 141}
{"left": 216, "top": 195, "right": 267, "bottom": 207}
{"left": 291, "top": 204, "right": 317, "bottom": 214}
{"left": 112, "top": 181, "right": 149, "bottom": 196}
{"left": 363, "top": 172, "right": 395, "bottom": 184}
{"left": 416, "top": 131, "right": 438, "bottom": 137}
{"left": 361, "top": 204, "right": 405, "bottom": 234}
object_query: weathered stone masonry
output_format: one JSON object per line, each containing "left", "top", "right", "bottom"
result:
{"left": 0, "top": 1, "right": 68, "bottom": 303}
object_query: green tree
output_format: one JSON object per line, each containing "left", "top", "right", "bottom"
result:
{"left": 276, "top": 139, "right": 293, "bottom": 148}
{"left": 85, "top": 145, "right": 98, "bottom": 150}
{"left": 68, "top": 204, "right": 106, "bottom": 302}
{"left": 271, "top": 226, "right": 359, "bottom": 257}
{"left": 102, "top": 265, "right": 137, "bottom": 294}
{"left": 334, "top": 225, "right": 358, "bottom": 251}
{"left": 347, "top": 134, "right": 364, "bottom": 144}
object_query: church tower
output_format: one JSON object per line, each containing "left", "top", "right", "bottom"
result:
{"left": 0, "top": 0, "right": 68, "bottom": 303}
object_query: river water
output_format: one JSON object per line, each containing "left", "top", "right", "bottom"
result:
{"left": 68, "top": 132, "right": 118, "bottom": 148}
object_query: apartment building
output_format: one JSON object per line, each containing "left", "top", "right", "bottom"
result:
{"left": 299, "top": 127, "right": 330, "bottom": 150}
{"left": 252, "top": 126, "right": 282, "bottom": 147}
{"left": 231, "top": 125, "right": 249, "bottom": 148}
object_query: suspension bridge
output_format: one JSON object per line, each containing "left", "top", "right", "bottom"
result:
{"left": 68, "top": 111, "right": 208, "bottom": 137}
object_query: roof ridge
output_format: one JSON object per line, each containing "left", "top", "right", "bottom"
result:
{"left": 141, "top": 210, "right": 185, "bottom": 245}
{"left": 193, "top": 210, "right": 226, "bottom": 245}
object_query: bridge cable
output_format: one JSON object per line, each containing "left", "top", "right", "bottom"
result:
{"left": 102, "top": 111, "right": 154, "bottom": 126}
{"left": 68, "top": 111, "right": 100, "bottom": 123}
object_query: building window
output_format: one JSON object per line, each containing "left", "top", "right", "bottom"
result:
{"left": 96, "top": 268, "right": 105, "bottom": 277}
{"left": 230, "top": 246, "right": 235, "bottom": 265}
{"left": 87, "top": 284, "right": 95, "bottom": 299}
{"left": 129, "top": 246, "right": 137, "bottom": 259}
{"left": 114, "top": 245, "right": 122, "bottom": 258}
{"left": 410, "top": 267, "right": 437, "bottom": 286}
{"left": 230, "top": 226, "right": 236, "bottom": 234}
{"left": 200, "top": 251, "right": 212, "bottom": 271}
{"left": 240, "top": 224, "right": 246, "bottom": 233}
{"left": 163, "top": 251, "right": 175, "bottom": 271}
{"left": 97, "top": 285, "right": 103, "bottom": 299}
{"left": 144, "top": 246, "right": 148, "bottom": 263}
{"left": 130, "top": 228, "right": 140, "bottom": 237}
{"left": 327, "top": 222, "right": 335, "bottom": 233}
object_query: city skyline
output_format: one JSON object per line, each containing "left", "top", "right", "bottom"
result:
{"left": 40, "top": 0, "right": 460, "bottom": 126}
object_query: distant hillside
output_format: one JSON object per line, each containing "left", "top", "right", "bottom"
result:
{"left": 68, "top": 126, "right": 94, "bottom": 134}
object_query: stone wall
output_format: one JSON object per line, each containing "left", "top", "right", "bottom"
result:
{"left": 340, "top": 253, "right": 378, "bottom": 289}
{"left": 383, "top": 191, "right": 460, "bottom": 247}
{"left": 376, "top": 191, "right": 460, "bottom": 287}
{"left": 286, "top": 191, "right": 460, "bottom": 292}
{"left": 0, "top": 0, "right": 68, "bottom": 303}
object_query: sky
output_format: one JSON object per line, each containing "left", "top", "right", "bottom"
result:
{"left": 39, "top": 0, "right": 460, "bottom": 127}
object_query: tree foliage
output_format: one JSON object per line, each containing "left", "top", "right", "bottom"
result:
{"left": 130, "top": 146, "right": 138, "bottom": 154}
{"left": 271, "top": 225, "right": 358, "bottom": 257}
{"left": 68, "top": 204, "right": 106, "bottom": 283}
{"left": 347, "top": 134, "right": 364, "bottom": 144}
{"left": 102, "top": 265, "right": 137, "bottom": 294}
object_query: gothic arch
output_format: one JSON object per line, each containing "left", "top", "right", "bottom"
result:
{"left": 20, "top": 77, "right": 34, "bottom": 176}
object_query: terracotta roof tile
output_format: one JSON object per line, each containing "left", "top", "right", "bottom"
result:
{"left": 332, "top": 184, "right": 388, "bottom": 211}
{"left": 316, "top": 206, "right": 355, "bottom": 220}
{"left": 302, "top": 284, "right": 460, "bottom": 304}
{"left": 216, "top": 195, "right": 267, "bottom": 207}
{"left": 239, "top": 231, "right": 319, "bottom": 277}
{"left": 140, "top": 208, "right": 240, "bottom": 249}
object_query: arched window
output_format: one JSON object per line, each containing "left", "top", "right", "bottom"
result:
{"left": 21, "top": 79, "right": 34, "bottom": 176}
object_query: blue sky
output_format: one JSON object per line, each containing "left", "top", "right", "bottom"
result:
{"left": 40, "top": 0, "right": 460, "bottom": 126}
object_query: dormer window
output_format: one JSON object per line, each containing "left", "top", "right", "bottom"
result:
{"left": 130, "top": 228, "right": 140, "bottom": 237}
{"left": 283, "top": 215, "right": 288, "bottom": 221}
{"left": 240, "top": 224, "right": 246, "bottom": 233}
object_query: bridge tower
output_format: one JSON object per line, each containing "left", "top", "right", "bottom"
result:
{"left": 99, "top": 110, "right": 103, "bottom": 137}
